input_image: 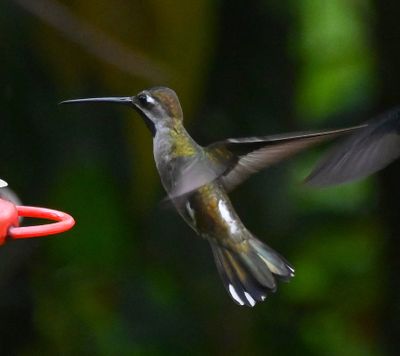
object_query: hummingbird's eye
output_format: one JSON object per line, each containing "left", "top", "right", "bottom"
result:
{"left": 137, "top": 93, "right": 155, "bottom": 107}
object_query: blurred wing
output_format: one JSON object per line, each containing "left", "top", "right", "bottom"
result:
{"left": 167, "top": 154, "right": 227, "bottom": 199}
{"left": 305, "top": 109, "right": 400, "bottom": 187}
{"left": 207, "top": 125, "right": 365, "bottom": 192}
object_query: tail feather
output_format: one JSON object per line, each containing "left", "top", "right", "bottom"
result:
{"left": 210, "top": 236, "right": 294, "bottom": 307}
{"left": 247, "top": 238, "right": 294, "bottom": 282}
{"left": 211, "top": 244, "right": 266, "bottom": 306}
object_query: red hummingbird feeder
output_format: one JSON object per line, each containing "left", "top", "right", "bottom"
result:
{"left": 0, "top": 197, "right": 75, "bottom": 246}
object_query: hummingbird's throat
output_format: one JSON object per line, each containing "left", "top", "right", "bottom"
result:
{"left": 135, "top": 110, "right": 156, "bottom": 136}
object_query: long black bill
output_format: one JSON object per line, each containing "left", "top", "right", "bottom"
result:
{"left": 59, "top": 96, "right": 134, "bottom": 106}
{"left": 60, "top": 95, "right": 156, "bottom": 136}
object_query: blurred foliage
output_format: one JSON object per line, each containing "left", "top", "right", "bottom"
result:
{"left": 295, "top": 0, "right": 376, "bottom": 121}
{"left": 0, "top": 0, "right": 398, "bottom": 355}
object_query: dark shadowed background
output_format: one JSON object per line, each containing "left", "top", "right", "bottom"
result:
{"left": 1, "top": 1, "right": 400, "bottom": 355}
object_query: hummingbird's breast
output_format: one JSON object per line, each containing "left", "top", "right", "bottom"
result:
{"left": 184, "top": 182, "right": 248, "bottom": 248}
{"left": 152, "top": 126, "right": 248, "bottom": 248}
{"left": 153, "top": 126, "right": 200, "bottom": 193}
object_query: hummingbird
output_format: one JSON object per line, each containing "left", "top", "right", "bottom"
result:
{"left": 61, "top": 87, "right": 398, "bottom": 307}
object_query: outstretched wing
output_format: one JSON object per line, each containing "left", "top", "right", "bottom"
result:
{"left": 166, "top": 125, "right": 365, "bottom": 199}
{"left": 305, "top": 108, "right": 400, "bottom": 187}
{"left": 206, "top": 125, "right": 365, "bottom": 192}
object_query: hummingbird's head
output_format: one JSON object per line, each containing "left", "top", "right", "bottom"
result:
{"left": 60, "top": 86, "right": 183, "bottom": 136}
{"left": 132, "top": 87, "right": 183, "bottom": 133}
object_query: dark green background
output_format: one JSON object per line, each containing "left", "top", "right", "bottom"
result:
{"left": 1, "top": 1, "right": 399, "bottom": 355}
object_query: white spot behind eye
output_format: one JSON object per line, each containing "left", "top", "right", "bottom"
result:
{"left": 145, "top": 95, "right": 156, "bottom": 104}
{"left": 0, "top": 179, "right": 7, "bottom": 188}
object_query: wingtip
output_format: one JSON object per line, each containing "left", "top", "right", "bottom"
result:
{"left": 303, "top": 169, "right": 357, "bottom": 188}
{"left": 303, "top": 176, "right": 329, "bottom": 188}
{"left": 303, "top": 167, "right": 338, "bottom": 188}
{"left": 302, "top": 175, "right": 319, "bottom": 187}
